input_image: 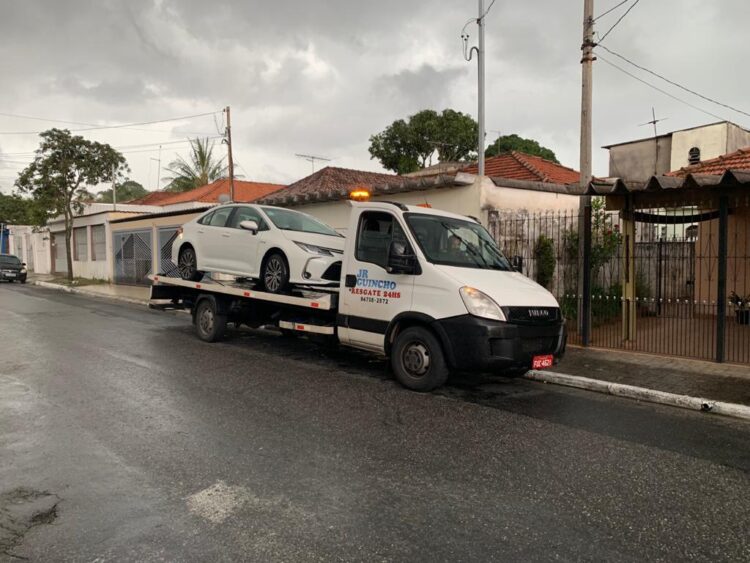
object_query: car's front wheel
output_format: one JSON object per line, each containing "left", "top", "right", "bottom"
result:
{"left": 178, "top": 245, "right": 203, "bottom": 281}
{"left": 261, "top": 252, "right": 290, "bottom": 294}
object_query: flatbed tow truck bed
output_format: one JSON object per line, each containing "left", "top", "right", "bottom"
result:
{"left": 148, "top": 274, "right": 338, "bottom": 337}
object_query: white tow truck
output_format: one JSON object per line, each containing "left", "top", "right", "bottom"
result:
{"left": 150, "top": 201, "right": 566, "bottom": 391}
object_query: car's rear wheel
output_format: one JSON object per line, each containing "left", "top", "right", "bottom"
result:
{"left": 194, "top": 298, "right": 227, "bottom": 342}
{"left": 178, "top": 246, "right": 203, "bottom": 281}
{"left": 261, "top": 252, "right": 290, "bottom": 294}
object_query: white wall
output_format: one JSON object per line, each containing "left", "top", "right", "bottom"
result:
{"left": 290, "top": 181, "right": 483, "bottom": 231}
{"left": 670, "top": 122, "right": 729, "bottom": 169}
{"left": 481, "top": 177, "right": 580, "bottom": 215}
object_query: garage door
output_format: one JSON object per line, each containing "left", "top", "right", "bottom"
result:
{"left": 113, "top": 230, "right": 152, "bottom": 285}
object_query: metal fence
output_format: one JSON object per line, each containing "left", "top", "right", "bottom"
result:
{"left": 488, "top": 194, "right": 750, "bottom": 365}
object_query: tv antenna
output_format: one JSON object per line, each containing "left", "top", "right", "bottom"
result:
{"left": 639, "top": 107, "right": 667, "bottom": 138}
{"left": 639, "top": 107, "right": 668, "bottom": 175}
{"left": 295, "top": 153, "right": 331, "bottom": 174}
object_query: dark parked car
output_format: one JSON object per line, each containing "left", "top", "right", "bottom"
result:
{"left": 0, "top": 254, "right": 27, "bottom": 283}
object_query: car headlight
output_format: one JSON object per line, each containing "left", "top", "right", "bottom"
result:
{"left": 459, "top": 286, "right": 506, "bottom": 321}
{"left": 294, "top": 241, "right": 335, "bottom": 256}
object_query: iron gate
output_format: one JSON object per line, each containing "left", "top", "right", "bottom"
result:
{"left": 159, "top": 227, "right": 180, "bottom": 277}
{"left": 113, "top": 230, "right": 153, "bottom": 286}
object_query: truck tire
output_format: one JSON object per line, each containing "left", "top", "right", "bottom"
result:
{"left": 178, "top": 245, "right": 203, "bottom": 282}
{"left": 391, "top": 326, "right": 449, "bottom": 391}
{"left": 194, "top": 298, "right": 227, "bottom": 342}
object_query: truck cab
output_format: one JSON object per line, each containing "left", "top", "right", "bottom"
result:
{"left": 337, "top": 201, "right": 566, "bottom": 390}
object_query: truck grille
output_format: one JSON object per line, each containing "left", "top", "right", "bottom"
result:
{"left": 503, "top": 306, "right": 561, "bottom": 325}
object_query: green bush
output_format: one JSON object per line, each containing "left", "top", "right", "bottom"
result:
{"left": 534, "top": 235, "right": 555, "bottom": 289}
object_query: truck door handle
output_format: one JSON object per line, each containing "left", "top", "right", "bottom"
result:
{"left": 345, "top": 274, "right": 357, "bottom": 288}
{"left": 197, "top": 229, "right": 205, "bottom": 234}
{"left": 221, "top": 233, "right": 231, "bottom": 238}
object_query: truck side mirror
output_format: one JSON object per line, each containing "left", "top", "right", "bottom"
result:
{"left": 387, "top": 241, "right": 419, "bottom": 275}
{"left": 510, "top": 255, "right": 523, "bottom": 272}
{"left": 239, "top": 220, "right": 259, "bottom": 235}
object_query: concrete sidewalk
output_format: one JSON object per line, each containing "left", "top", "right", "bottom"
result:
{"left": 29, "top": 275, "right": 150, "bottom": 305}
{"left": 553, "top": 346, "right": 750, "bottom": 407}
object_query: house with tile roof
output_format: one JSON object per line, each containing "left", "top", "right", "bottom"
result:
{"left": 603, "top": 121, "right": 750, "bottom": 181}
{"left": 127, "top": 178, "right": 285, "bottom": 209}
{"left": 256, "top": 156, "right": 581, "bottom": 231}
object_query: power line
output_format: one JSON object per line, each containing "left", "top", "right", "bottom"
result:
{"left": 0, "top": 110, "right": 221, "bottom": 135}
{"left": 593, "top": 0, "right": 630, "bottom": 21}
{"left": 596, "top": 44, "right": 750, "bottom": 119}
{"left": 597, "top": 54, "right": 728, "bottom": 122}
{"left": 597, "top": 0, "right": 641, "bottom": 43}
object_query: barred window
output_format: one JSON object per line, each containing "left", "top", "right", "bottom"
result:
{"left": 74, "top": 227, "right": 88, "bottom": 261}
{"left": 91, "top": 225, "right": 105, "bottom": 261}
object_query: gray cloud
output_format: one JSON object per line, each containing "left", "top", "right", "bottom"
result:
{"left": 1, "top": 0, "right": 749, "bottom": 194}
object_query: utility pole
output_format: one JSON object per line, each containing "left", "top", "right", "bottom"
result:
{"left": 225, "top": 106, "right": 235, "bottom": 202}
{"left": 577, "top": 0, "right": 595, "bottom": 345}
{"left": 112, "top": 164, "right": 117, "bottom": 211}
{"left": 156, "top": 144, "right": 162, "bottom": 190}
{"left": 477, "top": 0, "right": 486, "bottom": 176}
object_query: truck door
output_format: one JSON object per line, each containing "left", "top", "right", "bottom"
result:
{"left": 339, "top": 210, "right": 415, "bottom": 351}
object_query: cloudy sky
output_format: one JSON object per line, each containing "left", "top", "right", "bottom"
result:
{"left": 1, "top": 0, "right": 748, "bottom": 195}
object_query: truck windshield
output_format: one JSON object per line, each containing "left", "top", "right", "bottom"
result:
{"left": 261, "top": 207, "right": 342, "bottom": 237}
{"left": 405, "top": 214, "right": 512, "bottom": 271}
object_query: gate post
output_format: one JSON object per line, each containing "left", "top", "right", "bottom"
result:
{"left": 716, "top": 196, "right": 729, "bottom": 362}
{"left": 621, "top": 199, "right": 636, "bottom": 341}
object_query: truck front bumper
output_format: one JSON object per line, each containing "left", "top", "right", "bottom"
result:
{"left": 433, "top": 315, "right": 566, "bottom": 372}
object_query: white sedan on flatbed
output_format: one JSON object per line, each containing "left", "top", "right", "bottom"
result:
{"left": 173, "top": 204, "right": 345, "bottom": 293}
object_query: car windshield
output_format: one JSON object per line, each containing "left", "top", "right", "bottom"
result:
{"left": 0, "top": 255, "right": 21, "bottom": 267}
{"left": 405, "top": 213, "right": 512, "bottom": 271}
{"left": 261, "top": 207, "right": 342, "bottom": 237}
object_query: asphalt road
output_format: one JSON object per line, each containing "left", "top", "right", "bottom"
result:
{"left": 1, "top": 284, "right": 749, "bottom": 562}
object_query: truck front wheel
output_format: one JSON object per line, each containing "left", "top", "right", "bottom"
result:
{"left": 391, "top": 326, "right": 449, "bottom": 391}
{"left": 194, "top": 298, "right": 227, "bottom": 342}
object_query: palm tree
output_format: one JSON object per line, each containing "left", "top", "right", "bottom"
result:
{"left": 163, "top": 138, "right": 228, "bottom": 192}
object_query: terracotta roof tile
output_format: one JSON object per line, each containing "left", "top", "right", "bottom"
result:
{"left": 127, "top": 178, "right": 285, "bottom": 206}
{"left": 668, "top": 146, "right": 750, "bottom": 177}
{"left": 258, "top": 166, "right": 402, "bottom": 204}
{"left": 462, "top": 151, "right": 580, "bottom": 184}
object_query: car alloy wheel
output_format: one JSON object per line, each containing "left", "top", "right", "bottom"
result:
{"left": 179, "top": 248, "right": 197, "bottom": 280}
{"left": 263, "top": 255, "right": 287, "bottom": 293}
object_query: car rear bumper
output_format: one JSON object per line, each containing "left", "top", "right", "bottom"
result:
{"left": 432, "top": 314, "right": 566, "bottom": 372}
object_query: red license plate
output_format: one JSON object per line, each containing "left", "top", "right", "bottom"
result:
{"left": 532, "top": 354, "right": 554, "bottom": 370}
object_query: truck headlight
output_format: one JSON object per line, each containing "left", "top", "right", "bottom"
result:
{"left": 294, "top": 241, "right": 334, "bottom": 256}
{"left": 459, "top": 286, "right": 506, "bottom": 321}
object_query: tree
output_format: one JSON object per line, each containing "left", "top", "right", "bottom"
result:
{"left": 485, "top": 134, "right": 559, "bottom": 163}
{"left": 369, "top": 109, "right": 478, "bottom": 174}
{"left": 0, "top": 193, "right": 44, "bottom": 225}
{"left": 163, "top": 137, "right": 227, "bottom": 192}
{"left": 96, "top": 179, "right": 148, "bottom": 203}
{"left": 15, "top": 128, "right": 127, "bottom": 281}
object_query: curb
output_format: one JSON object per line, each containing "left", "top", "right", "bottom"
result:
{"left": 525, "top": 369, "right": 750, "bottom": 421}
{"left": 31, "top": 280, "right": 150, "bottom": 307}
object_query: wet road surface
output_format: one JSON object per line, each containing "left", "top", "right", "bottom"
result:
{"left": 1, "top": 284, "right": 749, "bottom": 561}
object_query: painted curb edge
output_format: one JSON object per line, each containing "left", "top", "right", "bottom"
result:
{"left": 525, "top": 369, "right": 750, "bottom": 421}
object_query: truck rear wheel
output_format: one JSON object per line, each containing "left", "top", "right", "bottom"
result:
{"left": 391, "top": 326, "right": 449, "bottom": 391}
{"left": 194, "top": 298, "right": 227, "bottom": 342}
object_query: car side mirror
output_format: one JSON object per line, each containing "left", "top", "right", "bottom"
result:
{"left": 239, "top": 220, "right": 259, "bottom": 235}
{"left": 510, "top": 255, "right": 523, "bottom": 272}
{"left": 387, "top": 241, "right": 419, "bottom": 275}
